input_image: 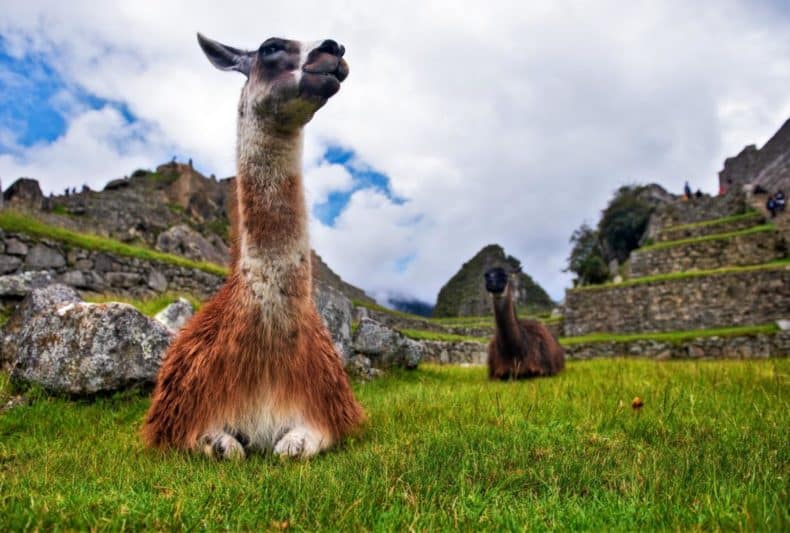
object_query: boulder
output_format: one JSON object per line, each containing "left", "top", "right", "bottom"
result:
{"left": 156, "top": 224, "right": 228, "bottom": 265}
{"left": 103, "top": 178, "right": 130, "bottom": 191}
{"left": 3, "top": 284, "right": 172, "bottom": 394}
{"left": 353, "top": 318, "right": 424, "bottom": 369}
{"left": 3, "top": 178, "right": 44, "bottom": 209}
{"left": 154, "top": 298, "right": 195, "bottom": 333}
{"left": 0, "top": 271, "right": 54, "bottom": 298}
{"left": 314, "top": 283, "right": 354, "bottom": 361}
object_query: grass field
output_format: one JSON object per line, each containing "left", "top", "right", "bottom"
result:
{"left": 1, "top": 359, "right": 787, "bottom": 530}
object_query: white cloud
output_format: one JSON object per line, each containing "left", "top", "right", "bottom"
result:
{"left": 0, "top": 106, "right": 170, "bottom": 192}
{"left": 2, "top": 0, "right": 790, "bottom": 303}
{"left": 303, "top": 163, "right": 354, "bottom": 207}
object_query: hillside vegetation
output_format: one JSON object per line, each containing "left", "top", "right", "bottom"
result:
{"left": 434, "top": 244, "right": 553, "bottom": 317}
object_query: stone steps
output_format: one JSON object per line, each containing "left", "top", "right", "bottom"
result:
{"left": 563, "top": 263, "right": 789, "bottom": 336}
{"left": 564, "top": 328, "right": 789, "bottom": 360}
{"left": 654, "top": 212, "right": 765, "bottom": 242}
{"left": 629, "top": 226, "right": 785, "bottom": 278}
{"left": 417, "top": 326, "right": 789, "bottom": 364}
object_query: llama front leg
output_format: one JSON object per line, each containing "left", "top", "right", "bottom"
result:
{"left": 199, "top": 429, "right": 247, "bottom": 461}
{"left": 273, "top": 425, "right": 331, "bottom": 458}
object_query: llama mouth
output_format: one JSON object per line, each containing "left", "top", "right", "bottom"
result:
{"left": 302, "top": 68, "right": 346, "bottom": 83}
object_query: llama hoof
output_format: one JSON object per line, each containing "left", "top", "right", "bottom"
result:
{"left": 273, "top": 428, "right": 321, "bottom": 458}
{"left": 200, "top": 431, "right": 246, "bottom": 461}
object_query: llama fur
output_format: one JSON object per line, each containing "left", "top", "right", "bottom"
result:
{"left": 142, "top": 34, "right": 363, "bottom": 459}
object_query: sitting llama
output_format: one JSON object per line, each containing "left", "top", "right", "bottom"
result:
{"left": 484, "top": 267, "right": 564, "bottom": 380}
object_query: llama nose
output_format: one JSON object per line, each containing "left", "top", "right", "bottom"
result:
{"left": 320, "top": 39, "right": 345, "bottom": 57}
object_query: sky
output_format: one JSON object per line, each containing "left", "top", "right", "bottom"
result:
{"left": 1, "top": 1, "right": 789, "bottom": 304}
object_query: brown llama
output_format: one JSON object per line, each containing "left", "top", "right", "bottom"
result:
{"left": 142, "top": 34, "right": 364, "bottom": 459}
{"left": 484, "top": 267, "right": 564, "bottom": 380}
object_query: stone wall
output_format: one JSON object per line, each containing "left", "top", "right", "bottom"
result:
{"left": 563, "top": 266, "right": 790, "bottom": 335}
{"left": 565, "top": 330, "right": 790, "bottom": 360}
{"left": 0, "top": 230, "right": 224, "bottom": 299}
{"left": 630, "top": 230, "right": 785, "bottom": 278}
{"left": 420, "top": 340, "right": 488, "bottom": 365}
{"left": 355, "top": 305, "right": 563, "bottom": 340}
{"left": 644, "top": 193, "right": 747, "bottom": 241}
{"left": 414, "top": 330, "right": 790, "bottom": 365}
{"left": 655, "top": 213, "right": 764, "bottom": 242}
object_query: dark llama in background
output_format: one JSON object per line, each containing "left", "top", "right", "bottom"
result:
{"left": 143, "top": 34, "right": 364, "bottom": 459}
{"left": 484, "top": 267, "right": 564, "bottom": 380}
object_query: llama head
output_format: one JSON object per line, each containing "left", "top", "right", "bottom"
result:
{"left": 197, "top": 33, "right": 349, "bottom": 132}
{"left": 484, "top": 267, "right": 509, "bottom": 295}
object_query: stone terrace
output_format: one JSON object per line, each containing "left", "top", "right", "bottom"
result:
{"left": 562, "top": 194, "right": 789, "bottom": 359}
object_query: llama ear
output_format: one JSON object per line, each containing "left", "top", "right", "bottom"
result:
{"left": 197, "top": 33, "right": 252, "bottom": 77}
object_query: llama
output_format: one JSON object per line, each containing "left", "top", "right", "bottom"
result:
{"left": 484, "top": 267, "right": 564, "bottom": 380}
{"left": 142, "top": 34, "right": 364, "bottom": 459}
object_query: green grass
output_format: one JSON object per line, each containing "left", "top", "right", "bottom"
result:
{"left": 431, "top": 315, "right": 495, "bottom": 326}
{"left": 0, "top": 210, "right": 228, "bottom": 277}
{"left": 659, "top": 210, "right": 762, "bottom": 233}
{"left": 84, "top": 293, "right": 202, "bottom": 317}
{"left": 638, "top": 224, "right": 776, "bottom": 252}
{"left": 0, "top": 360, "right": 787, "bottom": 530}
{"left": 571, "top": 258, "right": 790, "bottom": 292}
{"left": 560, "top": 323, "right": 781, "bottom": 346}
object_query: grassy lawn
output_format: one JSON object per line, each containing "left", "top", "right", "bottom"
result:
{"left": 1, "top": 359, "right": 787, "bottom": 530}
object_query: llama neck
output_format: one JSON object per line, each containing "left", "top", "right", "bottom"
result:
{"left": 493, "top": 285, "right": 523, "bottom": 349}
{"left": 234, "top": 121, "right": 311, "bottom": 307}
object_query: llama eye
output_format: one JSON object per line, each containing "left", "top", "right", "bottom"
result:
{"left": 259, "top": 43, "right": 283, "bottom": 56}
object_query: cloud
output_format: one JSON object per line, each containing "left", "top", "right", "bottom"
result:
{"left": 1, "top": 0, "right": 790, "bottom": 303}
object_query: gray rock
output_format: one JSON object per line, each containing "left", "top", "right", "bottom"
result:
{"left": 156, "top": 224, "right": 227, "bottom": 265}
{"left": 74, "top": 259, "right": 93, "bottom": 270}
{"left": 3, "top": 178, "right": 44, "bottom": 209}
{"left": 4, "top": 284, "right": 172, "bottom": 395}
{"left": 147, "top": 270, "right": 168, "bottom": 292}
{"left": 345, "top": 354, "right": 382, "bottom": 380}
{"left": 314, "top": 283, "right": 354, "bottom": 361}
{"left": 0, "top": 254, "right": 21, "bottom": 274}
{"left": 777, "top": 319, "right": 790, "bottom": 331}
{"left": 0, "top": 271, "right": 54, "bottom": 298}
{"left": 5, "top": 239, "right": 28, "bottom": 256}
{"left": 154, "top": 298, "right": 194, "bottom": 333}
{"left": 353, "top": 318, "right": 423, "bottom": 369}
{"left": 93, "top": 253, "right": 115, "bottom": 273}
{"left": 25, "top": 244, "right": 66, "bottom": 269}
{"left": 59, "top": 270, "right": 88, "bottom": 288}
{"left": 105, "top": 272, "right": 142, "bottom": 288}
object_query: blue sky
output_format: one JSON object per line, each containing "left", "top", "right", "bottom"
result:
{"left": 314, "top": 146, "right": 404, "bottom": 226}
{"left": 0, "top": 36, "right": 137, "bottom": 149}
{"left": 1, "top": 1, "right": 789, "bottom": 304}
